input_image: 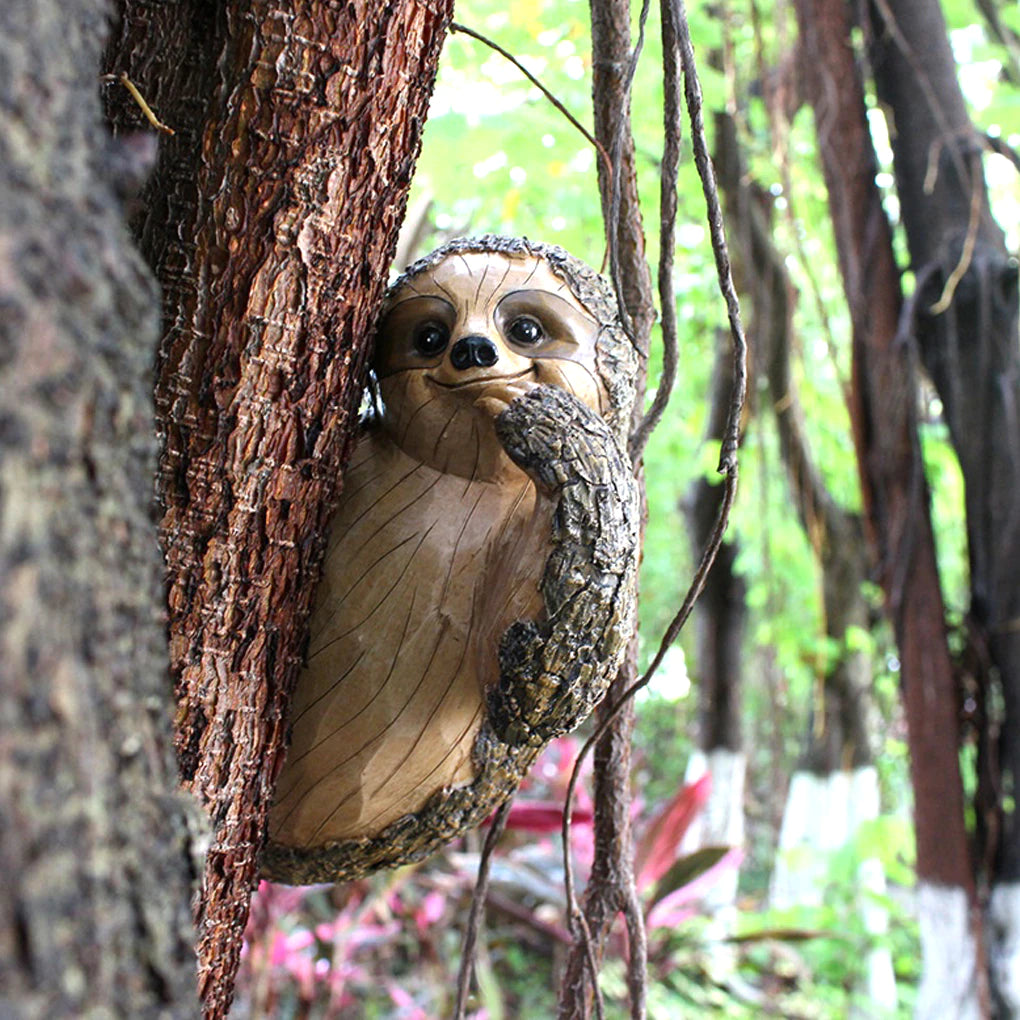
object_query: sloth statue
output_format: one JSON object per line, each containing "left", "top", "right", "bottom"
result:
{"left": 262, "top": 235, "right": 640, "bottom": 884}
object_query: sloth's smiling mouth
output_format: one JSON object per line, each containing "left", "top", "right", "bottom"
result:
{"left": 428, "top": 367, "right": 537, "bottom": 390}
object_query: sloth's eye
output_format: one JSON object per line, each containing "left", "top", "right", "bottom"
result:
{"left": 414, "top": 322, "right": 449, "bottom": 356}
{"left": 508, "top": 316, "right": 543, "bottom": 345}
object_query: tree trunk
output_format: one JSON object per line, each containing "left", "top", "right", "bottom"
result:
{"left": 715, "top": 105, "right": 895, "bottom": 1006}
{"left": 793, "top": 0, "right": 985, "bottom": 1012}
{"left": 589, "top": 2, "right": 657, "bottom": 360}
{"left": 104, "top": 3, "right": 454, "bottom": 1015}
{"left": 0, "top": 1, "right": 199, "bottom": 1016}
{"left": 685, "top": 333, "right": 746, "bottom": 761}
{"left": 865, "top": 1, "right": 1020, "bottom": 1010}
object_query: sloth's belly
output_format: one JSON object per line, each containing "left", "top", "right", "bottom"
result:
{"left": 268, "top": 433, "right": 549, "bottom": 849}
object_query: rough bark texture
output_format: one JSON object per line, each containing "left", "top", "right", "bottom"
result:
{"left": 558, "top": 641, "right": 645, "bottom": 1020}
{"left": 866, "top": 0, "right": 1020, "bottom": 887}
{"left": 794, "top": 0, "right": 972, "bottom": 896}
{"left": 589, "top": 0, "right": 657, "bottom": 362}
{"left": 793, "top": 6, "right": 990, "bottom": 1014}
{"left": 794, "top": 0, "right": 986, "bottom": 1007}
{"left": 0, "top": 1, "right": 199, "bottom": 1016}
{"left": 715, "top": 111, "right": 873, "bottom": 773}
{"left": 104, "top": 2, "right": 454, "bottom": 1014}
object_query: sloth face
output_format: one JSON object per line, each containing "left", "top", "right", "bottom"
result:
{"left": 374, "top": 252, "right": 608, "bottom": 480}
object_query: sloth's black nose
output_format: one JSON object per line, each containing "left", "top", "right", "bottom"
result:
{"left": 450, "top": 335, "right": 499, "bottom": 370}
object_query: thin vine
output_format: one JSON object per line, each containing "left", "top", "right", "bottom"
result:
{"left": 562, "top": 0, "right": 747, "bottom": 1010}
{"left": 452, "top": 800, "right": 510, "bottom": 1020}
{"left": 446, "top": 5, "right": 747, "bottom": 1013}
{"left": 448, "top": 22, "right": 614, "bottom": 197}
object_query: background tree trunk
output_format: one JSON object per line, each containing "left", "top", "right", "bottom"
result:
{"left": 685, "top": 334, "right": 746, "bottom": 767}
{"left": 104, "top": 2, "right": 454, "bottom": 1014}
{"left": 715, "top": 106, "right": 897, "bottom": 1006}
{"left": 0, "top": 1, "right": 199, "bottom": 1016}
{"left": 793, "top": 0, "right": 985, "bottom": 1012}
{"left": 715, "top": 109, "right": 873, "bottom": 783}
{"left": 680, "top": 330, "right": 749, "bottom": 981}
{"left": 864, "top": 0, "right": 1020, "bottom": 1008}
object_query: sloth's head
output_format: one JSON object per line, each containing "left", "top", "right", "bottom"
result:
{"left": 373, "top": 235, "right": 636, "bottom": 480}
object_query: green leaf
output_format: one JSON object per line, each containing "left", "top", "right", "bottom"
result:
{"left": 648, "top": 845, "right": 733, "bottom": 906}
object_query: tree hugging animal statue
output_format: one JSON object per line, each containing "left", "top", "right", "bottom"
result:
{"left": 262, "top": 235, "right": 639, "bottom": 884}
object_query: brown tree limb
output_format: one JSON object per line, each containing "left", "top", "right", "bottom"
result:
{"left": 104, "top": 2, "right": 454, "bottom": 1015}
{"left": 668, "top": 0, "right": 747, "bottom": 476}
{"left": 866, "top": 0, "right": 1020, "bottom": 896}
{"left": 559, "top": 424, "right": 740, "bottom": 1013}
{"left": 629, "top": 0, "right": 683, "bottom": 461}
{"left": 1, "top": 0, "right": 198, "bottom": 1013}
{"left": 570, "top": 0, "right": 750, "bottom": 736}
{"left": 557, "top": 1, "right": 655, "bottom": 1014}
{"left": 560, "top": 2, "right": 748, "bottom": 1012}
{"left": 793, "top": 0, "right": 985, "bottom": 1006}
{"left": 592, "top": 0, "right": 657, "bottom": 362}
{"left": 795, "top": 0, "right": 969, "bottom": 887}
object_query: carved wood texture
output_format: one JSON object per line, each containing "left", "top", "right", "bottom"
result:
{"left": 262, "top": 239, "right": 640, "bottom": 884}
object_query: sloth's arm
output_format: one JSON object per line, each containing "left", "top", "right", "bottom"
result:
{"left": 488, "top": 385, "right": 640, "bottom": 747}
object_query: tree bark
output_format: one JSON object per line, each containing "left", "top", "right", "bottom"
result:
{"left": 866, "top": 2, "right": 1020, "bottom": 1009}
{"left": 867, "top": 0, "right": 1020, "bottom": 884}
{"left": 0, "top": 1, "right": 199, "bottom": 1016}
{"left": 104, "top": 3, "right": 454, "bottom": 1015}
{"left": 793, "top": 0, "right": 985, "bottom": 1012}
{"left": 589, "top": 1, "right": 657, "bottom": 362}
{"left": 715, "top": 115, "right": 896, "bottom": 1006}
